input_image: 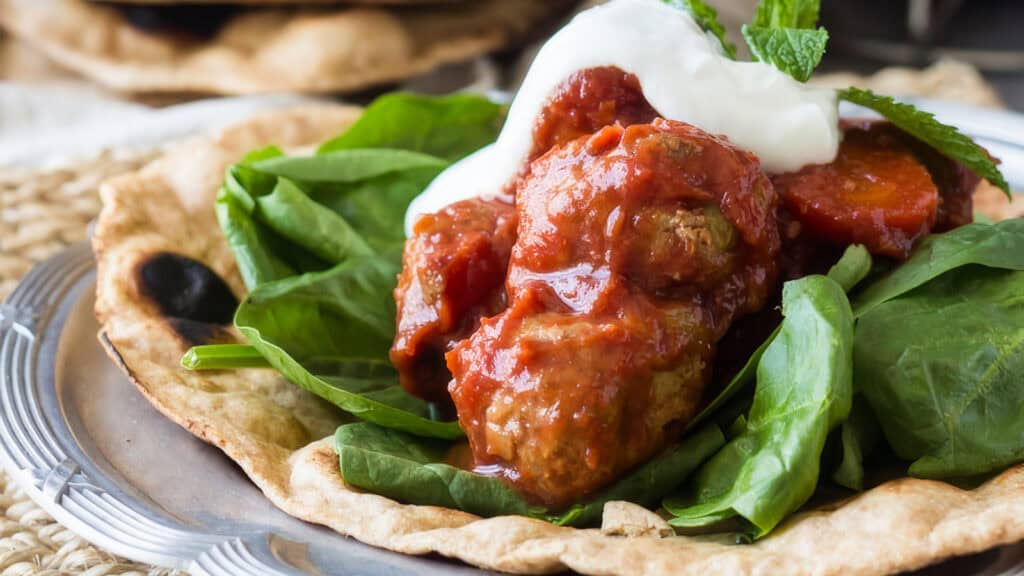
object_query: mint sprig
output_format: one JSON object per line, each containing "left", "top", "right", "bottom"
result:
{"left": 662, "top": 0, "right": 736, "bottom": 59}
{"left": 742, "top": 26, "right": 827, "bottom": 82}
{"left": 839, "top": 87, "right": 1010, "bottom": 198}
{"left": 753, "top": 0, "right": 820, "bottom": 29}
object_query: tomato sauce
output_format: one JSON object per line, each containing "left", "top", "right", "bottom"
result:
{"left": 447, "top": 120, "right": 779, "bottom": 508}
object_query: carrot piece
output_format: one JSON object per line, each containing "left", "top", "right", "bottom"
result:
{"left": 773, "top": 122, "right": 939, "bottom": 259}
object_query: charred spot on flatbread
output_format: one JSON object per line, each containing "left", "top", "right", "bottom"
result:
{"left": 135, "top": 252, "right": 237, "bottom": 345}
{"left": 110, "top": 4, "right": 242, "bottom": 39}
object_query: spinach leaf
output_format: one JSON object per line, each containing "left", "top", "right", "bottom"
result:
{"left": 831, "top": 397, "right": 881, "bottom": 491}
{"left": 254, "top": 178, "right": 374, "bottom": 264}
{"left": 742, "top": 26, "right": 827, "bottom": 82}
{"left": 335, "top": 421, "right": 725, "bottom": 525}
{"left": 309, "top": 166, "right": 442, "bottom": 254}
{"left": 664, "top": 274, "right": 855, "bottom": 536}
{"left": 215, "top": 190, "right": 296, "bottom": 290}
{"left": 855, "top": 265, "right": 1024, "bottom": 478}
{"left": 235, "top": 258, "right": 463, "bottom": 439}
{"left": 252, "top": 149, "right": 446, "bottom": 183}
{"left": 689, "top": 244, "right": 870, "bottom": 430}
{"left": 317, "top": 93, "right": 504, "bottom": 161}
{"left": 852, "top": 219, "right": 1024, "bottom": 317}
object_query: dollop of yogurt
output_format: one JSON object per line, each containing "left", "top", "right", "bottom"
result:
{"left": 405, "top": 0, "right": 840, "bottom": 234}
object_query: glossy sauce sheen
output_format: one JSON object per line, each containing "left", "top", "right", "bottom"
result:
{"left": 447, "top": 119, "right": 779, "bottom": 508}
{"left": 391, "top": 67, "right": 656, "bottom": 405}
{"left": 390, "top": 198, "right": 517, "bottom": 405}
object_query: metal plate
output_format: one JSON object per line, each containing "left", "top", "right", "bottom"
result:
{"left": 2, "top": 100, "right": 1024, "bottom": 575}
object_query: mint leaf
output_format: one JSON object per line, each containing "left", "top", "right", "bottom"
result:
{"left": 662, "top": 0, "right": 736, "bottom": 59}
{"left": 839, "top": 87, "right": 1010, "bottom": 197}
{"left": 742, "top": 26, "right": 827, "bottom": 82}
{"left": 753, "top": 0, "right": 820, "bottom": 29}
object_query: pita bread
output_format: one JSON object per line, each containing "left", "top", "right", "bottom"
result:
{"left": 93, "top": 104, "right": 1024, "bottom": 575}
{"left": 0, "top": 0, "right": 568, "bottom": 95}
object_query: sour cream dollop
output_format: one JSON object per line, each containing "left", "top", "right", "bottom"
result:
{"left": 405, "top": 0, "right": 840, "bottom": 234}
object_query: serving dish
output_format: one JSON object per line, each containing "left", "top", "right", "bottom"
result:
{"left": 1, "top": 99, "right": 1023, "bottom": 575}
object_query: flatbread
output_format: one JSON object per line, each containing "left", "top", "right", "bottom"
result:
{"left": 0, "top": 0, "right": 568, "bottom": 95}
{"left": 93, "top": 104, "right": 1024, "bottom": 575}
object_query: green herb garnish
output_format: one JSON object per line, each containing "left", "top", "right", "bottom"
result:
{"left": 839, "top": 87, "right": 1010, "bottom": 197}
{"left": 662, "top": 0, "right": 737, "bottom": 58}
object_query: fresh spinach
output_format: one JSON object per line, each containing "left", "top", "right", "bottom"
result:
{"left": 317, "top": 93, "right": 505, "bottom": 161}
{"left": 852, "top": 219, "right": 1024, "bottom": 317}
{"left": 855, "top": 265, "right": 1024, "bottom": 479}
{"left": 335, "top": 421, "right": 725, "bottom": 525}
{"left": 688, "top": 245, "right": 869, "bottom": 430}
{"left": 831, "top": 397, "right": 881, "bottom": 491}
{"left": 187, "top": 92, "right": 506, "bottom": 437}
{"left": 664, "top": 274, "right": 855, "bottom": 536}
{"left": 252, "top": 149, "right": 447, "bottom": 183}
{"left": 235, "top": 258, "right": 463, "bottom": 439}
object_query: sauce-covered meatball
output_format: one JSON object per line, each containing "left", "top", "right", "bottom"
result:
{"left": 392, "top": 66, "right": 657, "bottom": 404}
{"left": 447, "top": 119, "right": 780, "bottom": 508}
{"left": 390, "top": 197, "right": 517, "bottom": 404}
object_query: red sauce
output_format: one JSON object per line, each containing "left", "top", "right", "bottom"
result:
{"left": 447, "top": 120, "right": 779, "bottom": 509}
{"left": 529, "top": 66, "right": 658, "bottom": 162}
{"left": 390, "top": 197, "right": 517, "bottom": 405}
{"left": 392, "top": 66, "right": 657, "bottom": 405}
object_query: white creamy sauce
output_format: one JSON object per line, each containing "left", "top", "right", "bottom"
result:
{"left": 405, "top": 0, "right": 840, "bottom": 234}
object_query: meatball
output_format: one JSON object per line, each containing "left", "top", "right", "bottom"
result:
{"left": 447, "top": 120, "right": 780, "bottom": 509}
{"left": 390, "top": 197, "right": 516, "bottom": 404}
{"left": 392, "top": 66, "right": 657, "bottom": 404}
{"left": 530, "top": 66, "right": 658, "bottom": 161}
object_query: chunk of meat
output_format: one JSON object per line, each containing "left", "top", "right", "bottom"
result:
{"left": 390, "top": 197, "right": 516, "bottom": 404}
{"left": 530, "top": 66, "right": 658, "bottom": 161}
{"left": 448, "top": 120, "right": 780, "bottom": 508}
{"left": 392, "top": 66, "right": 658, "bottom": 404}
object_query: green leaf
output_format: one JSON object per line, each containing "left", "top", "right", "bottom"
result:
{"left": 661, "top": 0, "right": 736, "bottom": 58}
{"left": 826, "top": 244, "right": 872, "bottom": 292}
{"left": 181, "top": 344, "right": 270, "bottom": 370}
{"left": 689, "top": 244, "right": 870, "bottom": 431}
{"left": 215, "top": 189, "right": 296, "bottom": 290}
{"left": 838, "top": 87, "right": 1010, "bottom": 197}
{"left": 855, "top": 265, "right": 1024, "bottom": 478}
{"left": 235, "top": 258, "right": 463, "bottom": 439}
{"left": 254, "top": 178, "right": 373, "bottom": 264}
{"left": 665, "top": 274, "right": 855, "bottom": 536}
{"left": 742, "top": 26, "right": 827, "bottom": 82}
{"left": 752, "top": 0, "right": 820, "bottom": 29}
{"left": 252, "top": 149, "right": 447, "bottom": 183}
{"left": 308, "top": 166, "right": 443, "bottom": 254}
{"left": 830, "top": 396, "right": 881, "bottom": 491}
{"left": 317, "top": 93, "right": 504, "bottom": 161}
{"left": 335, "top": 421, "right": 725, "bottom": 524}
{"left": 852, "top": 219, "right": 1024, "bottom": 317}
{"left": 335, "top": 423, "right": 543, "bottom": 518}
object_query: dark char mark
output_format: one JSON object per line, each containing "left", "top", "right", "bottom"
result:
{"left": 137, "top": 253, "right": 238, "bottom": 345}
{"left": 106, "top": 4, "right": 241, "bottom": 39}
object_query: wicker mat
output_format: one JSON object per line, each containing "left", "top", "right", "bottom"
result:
{"left": 0, "top": 149, "right": 180, "bottom": 576}
{"left": 0, "top": 60, "right": 1019, "bottom": 575}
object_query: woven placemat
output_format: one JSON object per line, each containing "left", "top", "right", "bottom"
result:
{"left": 0, "top": 149, "right": 183, "bottom": 575}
